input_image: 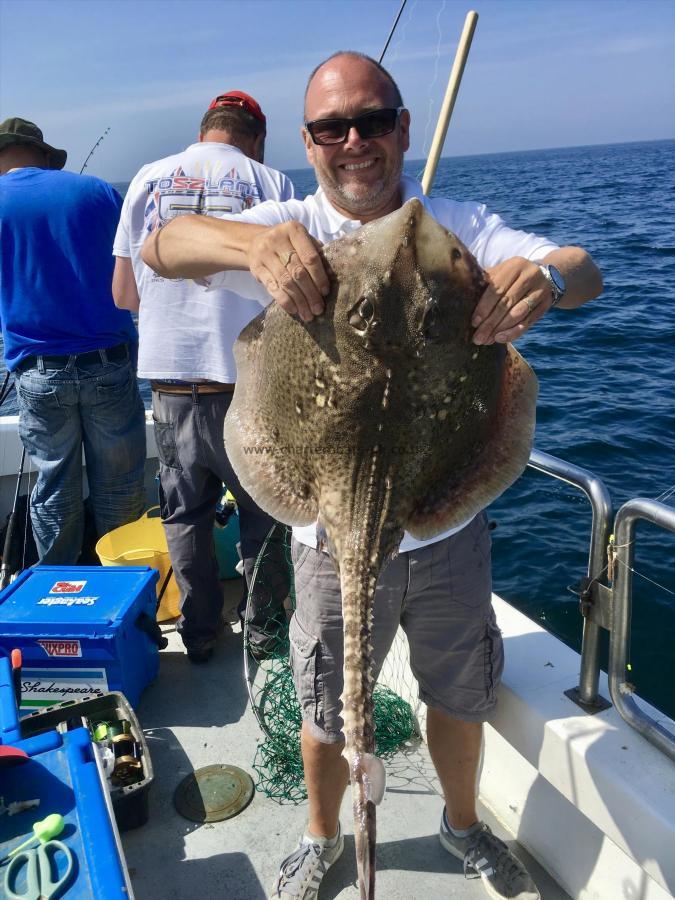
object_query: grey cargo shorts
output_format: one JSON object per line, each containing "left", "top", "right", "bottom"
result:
{"left": 289, "top": 511, "right": 504, "bottom": 743}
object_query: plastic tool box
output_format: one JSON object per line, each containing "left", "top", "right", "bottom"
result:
{"left": 0, "top": 565, "right": 159, "bottom": 715}
{"left": 20, "top": 692, "right": 154, "bottom": 831}
{"left": 0, "top": 657, "right": 134, "bottom": 898}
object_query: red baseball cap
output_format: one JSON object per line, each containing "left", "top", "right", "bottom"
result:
{"left": 207, "top": 90, "right": 266, "bottom": 126}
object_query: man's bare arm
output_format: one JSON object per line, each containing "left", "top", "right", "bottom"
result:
{"left": 112, "top": 256, "right": 141, "bottom": 312}
{"left": 141, "top": 215, "right": 330, "bottom": 322}
{"left": 141, "top": 215, "right": 255, "bottom": 279}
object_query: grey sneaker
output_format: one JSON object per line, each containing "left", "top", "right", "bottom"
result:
{"left": 439, "top": 812, "right": 540, "bottom": 900}
{"left": 270, "top": 824, "right": 344, "bottom": 899}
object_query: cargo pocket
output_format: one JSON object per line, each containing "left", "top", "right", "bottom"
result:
{"left": 289, "top": 614, "right": 323, "bottom": 726}
{"left": 153, "top": 417, "right": 181, "bottom": 470}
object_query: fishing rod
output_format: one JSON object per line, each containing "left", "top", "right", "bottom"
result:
{"left": 421, "top": 10, "right": 478, "bottom": 194}
{"left": 379, "top": 0, "right": 408, "bottom": 64}
{"left": 79, "top": 126, "right": 111, "bottom": 175}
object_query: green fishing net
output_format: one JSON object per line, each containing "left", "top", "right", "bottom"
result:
{"left": 244, "top": 525, "right": 418, "bottom": 803}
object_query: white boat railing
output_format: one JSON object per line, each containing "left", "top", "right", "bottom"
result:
{"left": 526, "top": 450, "right": 675, "bottom": 762}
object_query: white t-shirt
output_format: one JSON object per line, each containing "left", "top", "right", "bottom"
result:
{"left": 113, "top": 142, "right": 294, "bottom": 382}
{"left": 210, "top": 173, "right": 559, "bottom": 551}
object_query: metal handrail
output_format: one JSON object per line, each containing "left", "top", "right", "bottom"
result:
{"left": 527, "top": 449, "right": 614, "bottom": 706}
{"left": 610, "top": 498, "right": 675, "bottom": 761}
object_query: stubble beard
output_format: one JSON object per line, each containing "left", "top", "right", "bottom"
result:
{"left": 319, "top": 155, "right": 404, "bottom": 218}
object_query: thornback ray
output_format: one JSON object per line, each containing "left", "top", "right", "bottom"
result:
{"left": 223, "top": 197, "right": 538, "bottom": 899}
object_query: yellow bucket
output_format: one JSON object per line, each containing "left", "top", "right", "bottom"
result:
{"left": 96, "top": 507, "right": 181, "bottom": 622}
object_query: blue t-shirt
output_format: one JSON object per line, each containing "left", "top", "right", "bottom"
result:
{"left": 0, "top": 168, "right": 137, "bottom": 371}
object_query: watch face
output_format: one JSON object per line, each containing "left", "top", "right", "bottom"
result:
{"left": 548, "top": 265, "right": 565, "bottom": 295}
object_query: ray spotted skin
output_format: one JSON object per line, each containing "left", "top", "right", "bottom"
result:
{"left": 224, "top": 200, "right": 538, "bottom": 898}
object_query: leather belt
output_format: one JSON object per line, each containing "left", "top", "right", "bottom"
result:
{"left": 151, "top": 380, "right": 235, "bottom": 395}
{"left": 17, "top": 342, "right": 129, "bottom": 372}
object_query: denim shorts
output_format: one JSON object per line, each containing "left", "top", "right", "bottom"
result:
{"left": 289, "top": 512, "right": 504, "bottom": 743}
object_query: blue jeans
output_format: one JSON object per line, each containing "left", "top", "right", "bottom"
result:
{"left": 16, "top": 351, "right": 147, "bottom": 564}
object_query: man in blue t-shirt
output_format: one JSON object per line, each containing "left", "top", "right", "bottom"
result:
{"left": 0, "top": 117, "right": 146, "bottom": 565}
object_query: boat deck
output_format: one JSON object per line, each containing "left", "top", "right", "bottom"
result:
{"left": 121, "top": 581, "right": 569, "bottom": 900}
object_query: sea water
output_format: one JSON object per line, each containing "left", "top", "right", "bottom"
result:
{"left": 407, "top": 141, "right": 675, "bottom": 719}
{"left": 2, "top": 140, "right": 674, "bottom": 716}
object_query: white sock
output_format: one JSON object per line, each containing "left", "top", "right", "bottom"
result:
{"left": 449, "top": 824, "right": 477, "bottom": 838}
{"left": 443, "top": 809, "right": 480, "bottom": 838}
{"left": 305, "top": 826, "right": 340, "bottom": 848}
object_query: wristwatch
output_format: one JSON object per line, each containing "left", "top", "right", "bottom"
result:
{"left": 538, "top": 263, "right": 566, "bottom": 307}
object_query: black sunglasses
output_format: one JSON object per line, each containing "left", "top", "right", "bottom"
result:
{"left": 305, "top": 107, "right": 405, "bottom": 146}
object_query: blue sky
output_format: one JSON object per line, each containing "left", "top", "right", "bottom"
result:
{"left": 1, "top": 0, "right": 673, "bottom": 182}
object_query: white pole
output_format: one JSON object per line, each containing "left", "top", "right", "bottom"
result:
{"left": 421, "top": 10, "right": 479, "bottom": 196}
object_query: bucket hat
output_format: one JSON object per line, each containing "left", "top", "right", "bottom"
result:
{"left": 0, "top": 118, "right": 67, "bottom": 169}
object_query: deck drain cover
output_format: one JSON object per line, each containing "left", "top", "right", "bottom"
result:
{"left": 173, "top": 764, "right": 254, "bottom": 822}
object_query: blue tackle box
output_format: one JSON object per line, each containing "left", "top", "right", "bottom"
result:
{"left": 0, "top": 566, "right": 160, "bottom": 715}
{"left": 0, "top": 657, "right": 134, "bottom": 898}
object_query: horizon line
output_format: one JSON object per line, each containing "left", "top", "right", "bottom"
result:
{"left": 108, "top": 135, "right": 675, "bottom": 185}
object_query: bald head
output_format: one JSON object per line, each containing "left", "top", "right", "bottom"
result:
{"left": 304, "top": 52, "right": 403, "bottom": 119}
{"left": 301, "top": 51, "right": 410, "bottom": 223}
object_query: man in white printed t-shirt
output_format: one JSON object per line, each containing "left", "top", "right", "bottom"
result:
{"left": 143, "top": 55, "right": 602, "bottom": 900}
{"left": 113, "top": 91, "right": 294, "bottom": 664}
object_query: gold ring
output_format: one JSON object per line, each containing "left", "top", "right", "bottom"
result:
{"left": 279, "top": 250, "right": 295, "bottom": 267}
{"left": 524, "top": 296, "right": 537, "bottom": 315}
